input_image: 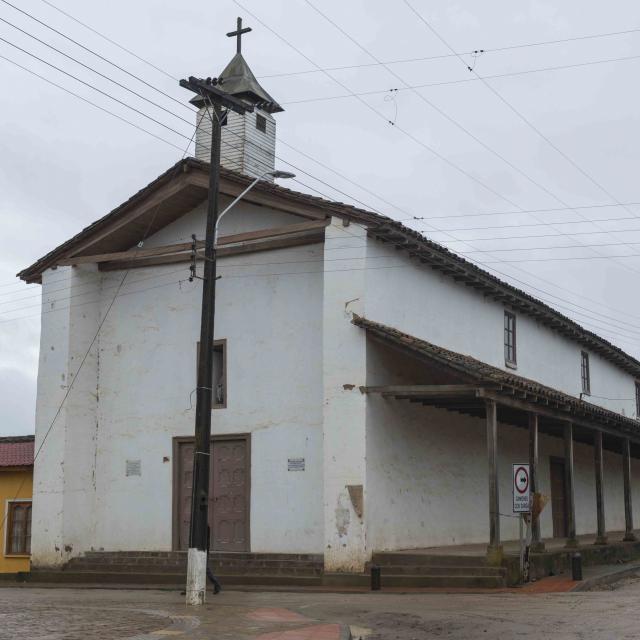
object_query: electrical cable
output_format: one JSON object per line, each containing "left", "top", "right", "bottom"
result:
{"left": 230, "top": 0, "right": 640, "bottom": 325}
{"left": 302, "top": 0, "right": 640, "bottom": 280}
{"left": 4, "top": 15, "right": 639, "bottom": 338}
{"left": 404, "top": 1, "right": 640, "bottom": 262}
{"left": 0, "top": 0, "right": 191, "bottom": 111}
{"left": 282, "top": 52, "right": 640, "bottom": 105}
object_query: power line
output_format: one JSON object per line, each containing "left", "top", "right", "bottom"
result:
{"left": 0, "top": 53, "right": 185, "bottom": 151}
{"left": 6, "top": 11, "right": 639, "bottom": 336}
{"left": 0, "top": 0, "right": 190, "bottom": 111}
{"left": 0, "top": 35, "right": 191, "bottom": 140}
{"left": 282, "top": 53, "right": 640, "bottom": 105}
{"left": 0, "top": 16, "right": 195, "bottom": 126}
{"left": 10, "top": 10, "right": 639, "bottom": 270}
{"left": 404, "top": 2, "right": 640, "bottom": 257}
{"left": 302, "top": 0, "right": 640, "bottom": 280}
{"left": 258, "top": 25, "right": 640, "bottom": 79}
{"left": 231, "top": 0, "right": 640, "bottom": 325}
{"left": 5, "top": 253, "right": 640, "bottom": 345}
{"left": 36, "top": 0, "right": 178, "bottom": 82}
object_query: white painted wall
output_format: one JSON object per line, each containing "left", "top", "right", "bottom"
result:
{"left": 364, "top": 339, "right": 640, "bottom": 552}
{"left": 363, "top": 237, "right": 639, "bottom": 417}
{"left": 366, "top": 395, "right": 640, "bottom": 550}
{"left": 31, "top": 208, "right": 640, "bottom": 569}
{"left": 32, "top": 200, "right": 325, "bottom": 565}
{"left": 322, "top": 219, "right": 368, "bottom": 572}
{"left": 32, "top": 265, "right": 101, "bottom": 567}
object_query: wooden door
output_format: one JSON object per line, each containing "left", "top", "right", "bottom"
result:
{"left": 212, "top": 439, "right": 249, "bottom": 552}
{"left": 175, "top": 437, "right": 250, "bottom": 552}
{"left": 550, "top": 458, "right": 567, "bottom": 538}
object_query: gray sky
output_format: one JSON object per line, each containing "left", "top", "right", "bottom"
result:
{"left": 2, "top": 0, "right": 640, "bottom": 435}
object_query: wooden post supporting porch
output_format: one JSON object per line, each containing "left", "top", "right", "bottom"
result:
{"left": 594, "top": 430, "right": 607, "bottom": 545}
{"left": 485, "top": 399, "right": 503, "bottom": 564}
{"left": 528, "top": 413, "right": 544, "bottom": 551}
{"left": 622, "top": 437, "right": 637, "bottom": 542}
{"left": 564, "top": 422, "right": 578, "bottom": 548}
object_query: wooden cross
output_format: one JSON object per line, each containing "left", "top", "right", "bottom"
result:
{"left": 227, "top": 17, "right": 252, "bottom": 54}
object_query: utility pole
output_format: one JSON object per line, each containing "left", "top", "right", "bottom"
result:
{"left": 179, "top": 75, "right": 252, "bottom": 606}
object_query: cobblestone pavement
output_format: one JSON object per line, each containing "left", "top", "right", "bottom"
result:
{"left": 4, "top": 574, "right": 640, "bottom": 640}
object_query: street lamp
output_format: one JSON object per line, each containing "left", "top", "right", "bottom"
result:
{"left": 214, "top": 170, "right": 296, "bottom": 245}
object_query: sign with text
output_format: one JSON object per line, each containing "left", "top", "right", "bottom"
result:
{"left": 512, "top": 463, "right": 531, "bottom": 513}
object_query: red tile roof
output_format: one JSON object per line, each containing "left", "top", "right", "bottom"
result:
{"left": 0, "top": 436, "right": 34, "bottom": 467}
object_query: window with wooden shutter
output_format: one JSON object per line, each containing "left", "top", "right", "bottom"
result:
{"left": 581, "top": 351, "right": 591, "bottom": 395}
{"left": 6, "top": 501, "right": 31, "bottom": 556}
{"left": 504, "top": 311, "right": 517, "bottom": 367}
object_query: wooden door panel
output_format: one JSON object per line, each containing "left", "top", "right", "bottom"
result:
{"left": 176, "top": 438, "right": 249, "bottom": 552}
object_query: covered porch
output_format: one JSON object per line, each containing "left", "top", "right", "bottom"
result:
{"left": 355, "top": 316, "right": 640, "bottom": 568}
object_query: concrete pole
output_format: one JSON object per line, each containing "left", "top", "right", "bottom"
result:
{"left": 594, "top": 431, "right": 607, "bottom": 545}
{"left": 486, "top": 399, "right": 502, "bottom": 564}
{"left": 528, "top": 413, "right": 544, "bottom": 551}
{"left": 564, "top": 422, "right": 578, "bottom": 548}
{"left": 622, "top": 438, "right": 637, "bottom": 542}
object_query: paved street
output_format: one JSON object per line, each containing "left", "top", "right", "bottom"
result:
{"left": 3, "top": 574, "right": 640, "bottom": 639}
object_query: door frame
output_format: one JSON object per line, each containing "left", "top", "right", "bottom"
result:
{"left": 171, "top": 433, "right": 251, "bottom": 551}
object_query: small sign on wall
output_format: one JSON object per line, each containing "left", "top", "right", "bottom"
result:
{"left": 512, "top": 463, "right": 531, "bottom": 513}
{"left": 126, "top": 459, "right": 141, "bottom": 477}
{"left": 288, "top": 457, "right": 305, "bottom": 472}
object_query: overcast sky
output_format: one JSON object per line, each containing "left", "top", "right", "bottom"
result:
{"left": 2, "top": 0, "right": 640, "bottom": 436}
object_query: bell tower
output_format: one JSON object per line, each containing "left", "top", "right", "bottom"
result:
{"left": 191, "top": 18, "right": 284, "bottom": 180}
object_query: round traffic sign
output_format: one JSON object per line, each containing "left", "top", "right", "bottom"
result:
{"left": 514, "top": 466, "right": 529, "bottom": 494}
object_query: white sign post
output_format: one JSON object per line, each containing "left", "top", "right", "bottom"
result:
{"left": 513, "top": 463, "right": 531, "bottom": 583}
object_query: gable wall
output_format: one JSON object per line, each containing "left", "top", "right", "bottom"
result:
{"left": 32, "top": 200, "right": 325, "bottom": 562}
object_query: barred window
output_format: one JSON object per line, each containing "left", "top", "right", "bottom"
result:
{"left": 581, "top": 351, "right": 591, "bottom": 395}
{"left": 635, "top": 381, "right": 640, "bottom": 418}
{"left": 504, "top": 311, "right": 517, "bottom": 366}
{"left": 6, "top": 501, "right": 31, "bottom": 555}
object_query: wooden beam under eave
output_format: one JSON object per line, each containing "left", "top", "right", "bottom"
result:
{"left": 476, "top": 388, "right": 639, "bottom": 444}
{"left": 60, "top": 220, "right": 330, "bottom": 266}
{"left": 99, "top": 232, "right": 325, "bottom": 272}
{"left": 364, "top": 384, "right": 484, "bottom": 396}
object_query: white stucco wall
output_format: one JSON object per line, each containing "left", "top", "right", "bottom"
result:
{"left": 31, "top": 204, "right": 640, "bottom": 568}
{"left": 365, "top": 394, "right": 640, "bottom": 551}
{"left": 363, "top": 237, "right": 639, "bottom": 417}
{"left": 32, "top": 200, "right": 325, "bottom": 566}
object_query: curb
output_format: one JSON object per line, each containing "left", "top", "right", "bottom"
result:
{"left": 571, "top": 562, "right": 640, "bottom": 592}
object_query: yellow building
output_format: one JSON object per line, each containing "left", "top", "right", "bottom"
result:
{"left": 0, "top": 436, "right": 34, "bottom": 573}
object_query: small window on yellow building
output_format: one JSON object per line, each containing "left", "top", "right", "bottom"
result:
{"left": 6, "top": 501, "right": 31, "bottom": 556}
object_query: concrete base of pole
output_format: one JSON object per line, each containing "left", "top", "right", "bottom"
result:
{"left": 186, "top": 548, "right": 207, "bottom": 606}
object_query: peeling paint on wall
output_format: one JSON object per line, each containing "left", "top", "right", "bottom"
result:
{"left": 335, "top": 495, "right": 351, "bottom": 537}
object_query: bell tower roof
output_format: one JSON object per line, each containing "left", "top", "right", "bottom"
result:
{"left": 190, "top": 17, "right": 284, "bottom": 113}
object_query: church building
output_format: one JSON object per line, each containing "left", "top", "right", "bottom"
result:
{"left": 20, "top": 22, "right": 640, "bottom": 586}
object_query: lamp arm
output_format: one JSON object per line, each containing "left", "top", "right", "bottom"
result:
{"left": 213, "top": 172, "right": 271, "bottom": 246}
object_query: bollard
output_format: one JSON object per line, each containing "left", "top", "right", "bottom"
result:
{"left": 571, "top": 552, "right": 583, "bottom": 581}
{"left": 370, "top": 565, "right": 381, "bottom": 591}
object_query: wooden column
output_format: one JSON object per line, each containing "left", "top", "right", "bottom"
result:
{"left": 622, "top": 437, "right": 637, "bottom": 542}
{"left": 594, "top": 431, "right": 607, "bottom": 545}
{"left": 528, "top": 413, "right": 544, "bottom": 551}
{"left": 486, "top": 399, "right": 502, "bottom": 564}
{"left": 564, "top": 422, "right": 578, "bottom": 548}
